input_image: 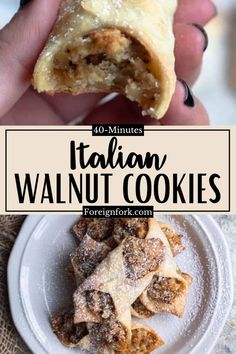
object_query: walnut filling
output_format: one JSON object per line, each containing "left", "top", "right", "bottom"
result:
{"left": 123, "top": 237, "right": 164, "bottom": 281}
{"left": 90, "top": 320, "right": 128, "bottom": 351}
{"left": 73, "top": 218, "right": 115, "bottom": 242}
{"left": 147, "top": 276, "right": 183, "bottom": 304}
{"left": 113, "top": 218, "right": 149, "bottom": 244}
{"left": 86, "top": 291, "right": 115, "bottom": 319}
{"left": 70, "top": 237, "right": 111, "bottom": 280}
{"left": 161, "top": 226, "right": 185, "bottom": 256}
{"left": 73, "top": 217, "right": 149, "bottom": 247}
{"left": 72, "top": 218, "right": 88, "bottom": 241}
{"left": 129, "top": 328, "right": 159, "bottom": 353}
{"left": 53, "top": 28, "right": 160, "bottom": 115}
{"left": 51, "top": 311, "right": 88, "bottom": 347}
{"left": 132, "top": 298, "right": 155, "bottom": 318}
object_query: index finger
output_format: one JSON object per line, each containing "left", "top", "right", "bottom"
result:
{"left": 0, "top": 0, "right": 61, "bottom": 117}
{"left": 175, "top": 0, "right": 217, "bottom": 25}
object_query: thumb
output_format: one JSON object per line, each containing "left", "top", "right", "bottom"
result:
{"left": 0, "top": 0, "right": 61, "bottom": 117}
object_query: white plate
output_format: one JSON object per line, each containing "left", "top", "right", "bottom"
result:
{"left": 8, "top": 215, "right": 233, "bottom": 354}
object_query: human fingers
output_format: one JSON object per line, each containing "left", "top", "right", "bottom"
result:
{"left": 0, "top": 0, "right": 61, "bottom": 117}
{"left": 43, "top": 93, "right": 107, "bottom": 123}
{"left": 46, "top": 0, "right": 215, "bottom": 121}
{"left": 175, "top": 0, "right": 217, "bottom": 26}
{"left": 0, "top": 89, "right": 64, "bottom": 125}
{"left": 161, "top": 80, "right": 209, "bottom": 125}
{"left": 174, "top": 23, "right": 208, "bottom": 85}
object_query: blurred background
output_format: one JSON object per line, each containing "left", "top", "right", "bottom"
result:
{"left": 0, "top": 0, "right": 236, "bottom": 125}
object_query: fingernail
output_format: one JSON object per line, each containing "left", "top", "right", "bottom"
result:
{"left": 20, "top": 0, "right": 32, "bottom": 8}
{"left": 192, "top": 23, "right": 209, "bottom": 52}
{"left": 178, "top": 79, "right": 195, "bottom": 108}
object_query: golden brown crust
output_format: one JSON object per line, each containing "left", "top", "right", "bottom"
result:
{"left": 131, "top": 298, "right": 155, "bottom": 319}
{"left": 131, "top": 220, "right": 192, "bottom": 319}
{"left": 139, "top": 272, "right": 192, "bottom": 318}
{"left": 79, "top": 321, "right": 164, "bottom": 353}
{"left": 128, "top": 323, "right": 165, "bottom": 354}
{"left": 159, "top": 222, "right": 185, "bottom": 256}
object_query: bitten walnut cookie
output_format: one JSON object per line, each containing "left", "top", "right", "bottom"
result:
{"left": 33, "top": 0, "right": 177, "bottom": 119}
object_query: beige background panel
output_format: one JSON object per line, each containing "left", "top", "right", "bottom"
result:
{"left": 1, "top": 126, "right": 235, "bottom": 214}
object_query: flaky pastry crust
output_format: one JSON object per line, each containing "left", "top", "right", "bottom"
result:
{"left": 33, "top": 0, "right": 177, "bottom": 119}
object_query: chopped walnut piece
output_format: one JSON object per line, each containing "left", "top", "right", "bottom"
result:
{"left": 73, "top": 218, "right": 115, "bottom": 242}
{"left": 161, "top": 226, "right": 185, "bottom": 256}
{"left": 147, "top": 276, "right": 183, "bottom": 304}
{"left": 73, "top": 217, "right": 150, "bottom": 246}
{"left": 86, "top": 290, "right": 115, "bottom": 319}
{"left": 129, "top": 328, "right": 159, "bottom": 353}
{"left": 72, "top": 218, "right": 88, "bottom": 241}
{"left": 132, "top": 298, "right": 155, "bottom": 318}
{"left": 113, "top": 218, "right": 149, "bottom": 244}
{"left": 87, "top": 218, "right": 115, "bottom": 241}
{"left": 89, "top": 319, "right": 128, "bottom": 351}
{"left": 70, "top": 236, "right": 111, "bottom": 281}
{"left": 123, "top": 237, "right": 164, "bottom": 281}
{"left": 51, "top": 311, "right": 87, "bottom": 347}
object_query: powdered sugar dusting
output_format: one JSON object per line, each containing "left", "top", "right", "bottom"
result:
{"left": 43, "top": 215, "right": 220, "bottom": 354}
{"left": 139, "top": 215, "right": 220, "bottom": 353}
{"left": 58, "top": 0, "right": 82, "bottom": 20}
{"left": 17, "top": 215, "right": 233, "bottom": 354}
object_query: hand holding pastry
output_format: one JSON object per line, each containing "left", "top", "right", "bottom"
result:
{"left": 0, "top": 0, "right": 216, "bottom": 124}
